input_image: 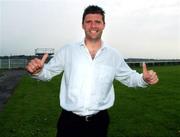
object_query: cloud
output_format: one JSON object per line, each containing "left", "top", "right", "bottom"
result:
{"left": 0, "top": 0, "right": 179, "bottom": 58}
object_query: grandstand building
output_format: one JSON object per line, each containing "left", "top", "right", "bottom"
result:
{"left": 35, "top": 48, "right": 55, "bottom": 56}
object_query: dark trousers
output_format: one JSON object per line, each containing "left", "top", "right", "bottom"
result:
{"left": 56, "top": 109, "right": 109, "bottom": 137}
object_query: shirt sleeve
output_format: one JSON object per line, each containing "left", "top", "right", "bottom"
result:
{"left": 32, "top": 48, "right": 65, "bottom": 81}
{"left": 115, "top": 57, "right": 148, "bottom": 88}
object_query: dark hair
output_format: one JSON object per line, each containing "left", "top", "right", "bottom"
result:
{"left": 82, "top": 5, "right": 105, "bottom": 24}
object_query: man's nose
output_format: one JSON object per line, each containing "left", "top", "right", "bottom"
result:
{"left": 90, "top": 22, "right": 97, "bottom": 28}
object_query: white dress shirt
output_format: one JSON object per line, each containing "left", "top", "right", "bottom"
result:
{"left": 34, "top": 41, "right": 148, "bottom": 116}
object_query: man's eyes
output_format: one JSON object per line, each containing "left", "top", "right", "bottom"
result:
{"left": 95, "top": 21, "right": 101, "bottom": 24}
{"left": 86, "top": 21, "right": 91, "bottom": 23}
{"left": 85, "top": 21, "right": 102, "bottom": 24}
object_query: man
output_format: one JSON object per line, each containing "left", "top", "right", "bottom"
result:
{"left": 26, "top": 5, "right": 158, "bottom": 137}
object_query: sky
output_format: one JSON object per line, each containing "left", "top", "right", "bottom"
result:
{"left": 0, "top": 0, "right": 180, "bottom": 59}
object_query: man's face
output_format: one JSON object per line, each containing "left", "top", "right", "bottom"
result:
{"left": 82, "top": 14, "right": 105, "bottom": 41}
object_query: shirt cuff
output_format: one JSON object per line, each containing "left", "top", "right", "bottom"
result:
{"left": 31, "top": 70, "right": 43, "bottom": 78}
{"left": 140, "top": 73, "right": 149, "bottom": 87}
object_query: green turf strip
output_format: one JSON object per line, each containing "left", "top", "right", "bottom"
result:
{"left": 0, "top": 65, "right": 180, "bottom": 137}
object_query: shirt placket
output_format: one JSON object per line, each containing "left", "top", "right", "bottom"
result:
{"left": 79, "top": 46, "right": 92, "bottom": 114}
{"left": 83, "top": 63, "right": 94, "bottom": 114}
{"left": 81, "top": 45, "right": 103, "bottom": 114}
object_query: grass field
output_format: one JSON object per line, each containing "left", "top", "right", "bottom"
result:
{"left": 0, "top": 70, "right": 5, "bottom": 75}
{"left": 0, "top": 65, "right": 180, "bottom": 137}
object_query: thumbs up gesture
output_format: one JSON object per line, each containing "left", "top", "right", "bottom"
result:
{"left": 142, "top": 63, "right": 159, "bottom": 85}
{"left": 26, "top": 53, "right": 49, "bottom": 75}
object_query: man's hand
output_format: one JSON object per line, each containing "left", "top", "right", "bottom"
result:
{"left": 142, "top": 62, "right": 159, "bottom": 85}
{"left": 26, "top": 53, "right": 48, "bottom": 75}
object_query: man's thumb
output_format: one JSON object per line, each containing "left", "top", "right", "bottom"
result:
{"left": 142, "top": 62, "right": 148, "bottom": 74}
{"left": 41, "top": 53, "right": 49, "bottom": 64}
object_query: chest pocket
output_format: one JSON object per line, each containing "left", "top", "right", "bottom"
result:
{"left": 95, "top": 65, "right": 115, "bottom": 84}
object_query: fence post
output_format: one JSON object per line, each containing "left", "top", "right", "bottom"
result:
{"left": 8, "top": 57, "right": 11, "bottom": 69}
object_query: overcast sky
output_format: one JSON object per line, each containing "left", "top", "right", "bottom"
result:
{"left": 0, "top": 0, "right": 180, "bottom": 59}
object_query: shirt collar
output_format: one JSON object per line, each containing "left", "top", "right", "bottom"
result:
{"left": 79, "top": 39, "right": 107, "bottom": 50}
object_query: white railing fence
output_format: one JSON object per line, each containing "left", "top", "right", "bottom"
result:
{"left": 0, "top": 57, "right": 180, "bottom": 69}
{"left": 0, "top": 58, "right": 28, "bottom": 69}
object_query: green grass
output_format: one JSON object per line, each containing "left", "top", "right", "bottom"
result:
{"left": 0, "top": 65, "right": 180, "bottom": 137}
{"left": 0, "top": 75, "right": 61, "bottom": 137}
{"left": 109, "top": 65, "right": 180, "bottom": 137}
{"left": 0, "top": 69, "right": 6, "bottom": 75}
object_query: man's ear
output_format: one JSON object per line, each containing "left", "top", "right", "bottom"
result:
{"left": 103, "top": 23, "right": 105, "bottom": 30}
{"left": 82, "top": 23, "right": 84, "bottom": 30}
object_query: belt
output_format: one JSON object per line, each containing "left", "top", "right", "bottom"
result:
{"left": 62, "top": 109, "right": 107, "bottom": 122}
{"left": 83, "top": 114, "right": 96, "bottom": 122}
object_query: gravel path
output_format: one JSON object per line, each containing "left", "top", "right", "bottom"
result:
{"left": 0, "top": 70, "right": 26, "bottom": 111}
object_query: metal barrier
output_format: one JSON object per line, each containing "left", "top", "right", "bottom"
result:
{"left": 0, "top": 58, "right": 28, "bottom": 69}
{"left": 127, "top": 60, "right": 180, "bottom": 67}
{"left": 0, "top": 57, "right": 179, "bottom": 69}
